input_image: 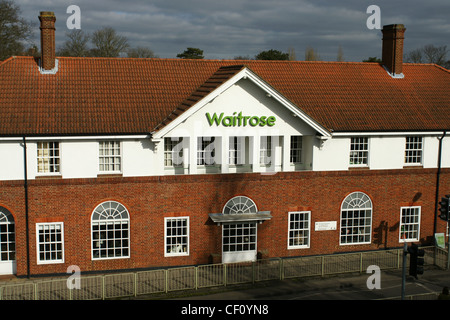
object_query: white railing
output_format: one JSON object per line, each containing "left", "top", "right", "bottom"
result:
{"left": 0, "top": 246, "right": 444, "bottom": 300}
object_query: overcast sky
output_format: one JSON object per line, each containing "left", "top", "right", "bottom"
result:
{"left": 15, "top": 0, "right": 450, "bottom": 61}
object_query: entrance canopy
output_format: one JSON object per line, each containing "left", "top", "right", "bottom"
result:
{"left": 208, "top": 211, "right": 272, "bottom": 225}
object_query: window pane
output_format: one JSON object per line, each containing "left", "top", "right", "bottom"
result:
{"left": 288, "top": 211, "right": 310, "bottom": 248}
{"left": 405, "top": 137, "right": 423, "bottom": 164}
{"left": 91, "top": 201, "right": 130, "bottom": 259}
{"left": 99, "top": 141, "right": 121, "bottom": 172}
{"left": 36, "top": 222, "right": 63, "bottom": 263}
{"left": 165, "top": 217, "right": 189, "bottom": 255}
{"left": 340, "top": 193, "right": 372, "bottom": 245}
{"left": 400, "top": 207, "right": 420, "bottom": 241}
{"left": 37, "top": 141, "right": 60, "bottom": 173}
{"left": 349, "top": 137, "right": 368, "bottom": 165}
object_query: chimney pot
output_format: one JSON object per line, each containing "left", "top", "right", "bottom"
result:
{"left": 382, "top": 24, "right": 406, "bottom": 77}
{"left": 39, "top": 11, "right": 56, "bottom": 71}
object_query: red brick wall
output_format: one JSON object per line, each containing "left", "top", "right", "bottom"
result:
{"left": 0, "top": 168, "right": 448, "bottom": 277}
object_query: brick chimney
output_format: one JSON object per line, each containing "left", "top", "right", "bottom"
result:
{"left": 381, "top": 24, "right": 406, "bottom": 77}
{"left": 39, "top": 11, "right": 56, "bottom": 71}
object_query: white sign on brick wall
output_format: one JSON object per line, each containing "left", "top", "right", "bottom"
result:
{"left": 315, "top": 221, "right": 337, "bottom": 231}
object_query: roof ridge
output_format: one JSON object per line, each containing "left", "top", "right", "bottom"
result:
{"left": 403, "top": 62, "right": 450, "bottom": 73}
{"left": 0, "top": 56, "right": 23, "bottom": 67}
{"left": 7, "top": 56, "right": 446, "bottom": 70}
{"left": 0, "top": 56, "right": 375, "bottom": 65}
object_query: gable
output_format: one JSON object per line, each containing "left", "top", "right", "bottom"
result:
{"left": 152, "top": 66, "right": 330, "bottom": 139}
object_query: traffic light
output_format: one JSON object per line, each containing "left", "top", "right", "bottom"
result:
{"left": 439, "top": 195, "right": 450, "bottom": 221}
{"left": 408, "top": 243, "right": 425, "bottom": 279}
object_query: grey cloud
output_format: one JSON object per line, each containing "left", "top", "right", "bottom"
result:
{"left": 14, "top": 0, "right": 450, "bottom": 61}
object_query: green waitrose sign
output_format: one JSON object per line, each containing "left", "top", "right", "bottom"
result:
{"left": 206, "top": 112, "right": 276, "bottom": 127}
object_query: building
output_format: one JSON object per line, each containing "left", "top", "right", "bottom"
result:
{"left": 0, "top": 12, "right": 449, "bottom": 277}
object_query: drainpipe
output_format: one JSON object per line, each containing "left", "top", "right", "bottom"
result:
{"left": 22, "top": 136, "right": 31, "bottom": 279}
{"left": 434, "top": 131, "right": 446, "bottom": 241}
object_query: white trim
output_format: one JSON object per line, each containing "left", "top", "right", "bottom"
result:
{"left": 331, "top": 131, "right": 445, "bottom": 137}
{"left": 38, "top": 59, "right": 59, "bottom": 75}
{"left": 287, "top": 211, "right": 311, "bottom": 249}
{"left": 222, "top": 222, "right": 257, "bottom": 263}
{"left": 0, "top": 135, "right": 150, "bottom": 142}
{"left": 90, "top": 201, "right": 130, "bottom": 261}
{"left": 349, "top": 136, "right": 370, "bottom": 168}
{"left": 339, "top": 192, "right": 373, "bottom": 246}
{"left": 152, "top": 67, "right": 331, "bottom": 139}
{"left": 36, "top": 141, "right": 62, "bottom": 176}
{"left": 399, "top": 206, "right": 421, "bottom": 243}
{"left": 404, "top": 136, "right": 424, "bottom": 166}
{"left": 98, "top": 140, "right": 123, "bottom": 174}
{"left": 36, "top": 222, "right": 65, "bottom": 265}
{"left": 164, "top": 216, "right": 190, "bottom": 257}
{"left": 382, "top": 65, "right": 404, "bottom": 79}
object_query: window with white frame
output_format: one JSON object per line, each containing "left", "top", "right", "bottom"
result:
{"left": 37, "top": 142, "right": 60, "bottom": 173}
{"left": 164, "top": 137, "right": 184, "bottom": 167}
{"left": 0, "top": 207, "right": 15, "bottom": 262}
{"left": 91, "top": 201, "right": 129, "bottom": 259}
{"left": 229, "top": 136, "right": 243, "bottom": 165}
{"left": 165, "top": 217, "right": 189, "bottom": 256}
{"left": 260, "top": 136, "right": 272, "bottom": 165}
{"left": 290, "top": 136, "right": 302, "bottom": 164}
{"left": 400, "top": 206, "right": 421, "bottom": 242}
{"left": 340, "top": 192, "right": 372, "bottom": 245}
{"left": 288, "top": 211, "right": 310, "bottom": 249}
{"left": 405, "top": 136, "right": 423, "bottom": 165}
{"left": 222, "top": 196, "right": 258, "bottom": 253}
{"left": 223, "top": 223, "right": 256, "bottom": 253}
{"left": 349, "top": 137, "right": 369, "bottom": 166}
{"left": 99, "top": 141, "right": 121, "bottom": 172}
{"left": 223, "top": 196, "right": 258, "bottom": 214}
{"left": 36, "top": 222, "right": 64, "bottom": 264}
{"left": 197, "top": 137, "right": 216, "bottom": 165}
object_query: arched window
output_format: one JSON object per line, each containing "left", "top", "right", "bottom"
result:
{"left": 221, "top": 196, "right": 258, "bottom": 256}
{"left": 340, "top": 192, "right": 372, "bottom": 245}
{"left": 0, "top": 207, "right": 15, "bottom": 262}
{"left": 91, "top": 201, "right": 129, "bottom": 259}
{"left": 222, "top": 196, "right": 257, "bottom": 214}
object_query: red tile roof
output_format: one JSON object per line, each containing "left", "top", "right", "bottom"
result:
{"left": 0, "top": 56, "right": 449, "bottom": 136}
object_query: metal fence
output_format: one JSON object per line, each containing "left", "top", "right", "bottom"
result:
{"left": 0, "top": 246, "right": 446, "bottom": 300}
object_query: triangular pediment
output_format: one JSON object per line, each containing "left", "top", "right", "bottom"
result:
{"left": 151, "top": 65, "right": 331, "bottom": 139}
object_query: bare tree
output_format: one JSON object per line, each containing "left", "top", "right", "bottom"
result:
{"left": 90, "top": 27, "right": 129, "bottom": 57}
{"left": 305, "top": 46, "right": 320, "bottom": 61}
{"left": 0, "top": 0, "right": 33, "bottom": 60}
{"left": 406, "top": 48, "right": 422, "bottom": 63}
{"left": 288, "top": 47, "right": 296, "bottom": 61}
{"left": 57, "top": 29, "right": 91, "bottom": 57}
{"left": 127, "top": 47, "right": 157, "bottom": 58}
{"left": 337, "top": 45, "right": 344, "bottom": 62}
{"left": 406, "top": 44, "right": 448, "bottom": 67}
{"left": 422, "top": 45, "right": 448, "bottom": 66}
